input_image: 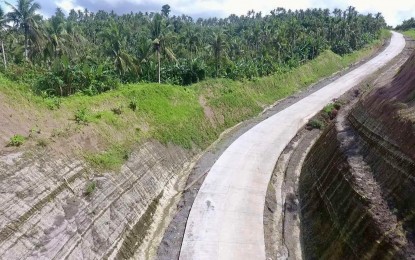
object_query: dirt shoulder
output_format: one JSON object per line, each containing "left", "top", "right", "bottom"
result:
{"left": 156, "top": 37, "right": 392, "bottom": 260}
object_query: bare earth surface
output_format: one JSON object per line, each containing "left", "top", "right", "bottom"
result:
{"left": 178, "top": 32, "right": 405, "bottom": 259}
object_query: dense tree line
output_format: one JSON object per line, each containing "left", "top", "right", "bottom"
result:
{"left": 0, "top": 0, "right": 386, "bottom": 96}
{"left": 395, "top": 18, "right": 415, "bottom": 31}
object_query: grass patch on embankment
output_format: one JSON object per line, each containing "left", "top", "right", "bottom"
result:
{"left": 403, "top": 29, "right": 415, "bottom": 39}
{"left": 85, "top": 145, "right": 129, "bottom": 171}
{"left": 0, "top": 34, "right": 389, "bottom": 170}
{"left": 195, "top": 31, "right": 389, "bottom": 131}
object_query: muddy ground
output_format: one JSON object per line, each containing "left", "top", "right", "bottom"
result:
{"left": 156, "top": 37, "right": 393, "bottom": 260}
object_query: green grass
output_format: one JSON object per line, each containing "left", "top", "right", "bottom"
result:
{"left": 0, "top": 34, "right": 389, "bottom": 170}
{"left": 307, "top": 119, "right": 324, "bottom": 129}
{"left": 403, "top": 29, "right": 415, "bottom": 39}
{"left": 8, "top": 134, "right": 26, "bottom": 147}
{"left": 323, "top": 102, "right": 341, "bottom": 115}
{"left": 74, "top": 108, "right": 90, "bottom": 124}
{"left": 85, "top": 145, "right": 129, "bottom": 171}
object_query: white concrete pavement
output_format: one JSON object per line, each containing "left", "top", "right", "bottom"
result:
{"left": 179, "top": 32, "right": 405, "bottom": 260}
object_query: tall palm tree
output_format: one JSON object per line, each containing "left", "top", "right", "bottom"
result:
{"left": 149, "top": 13, "right": 176, "bottom": 83}
{"left": 6, "top": 0, "right": 41, "bottom": 61}
{"left": 207, "top": 31, "right": 228, "bottom": 78}
{"left": 0, "top": 6, "right": 9, "bottom": 69}
{"left": 100, "top": 22, "right": 139, "bottom": 76}
{"left": 44, "top": 8, "right": 66, "bottom": 61}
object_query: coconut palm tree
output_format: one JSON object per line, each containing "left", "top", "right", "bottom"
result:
{"left": 207, "top": 31, "right": 228, "bottom": 78}
{"left": 0, "top": 6, "right": 9, "bottom": 69}
{"left": 44, "top": 8, "right": 66, "bottom": 62}
{"left": 6, "top": 0, "right": 42, "bottom": 61}
{"left": 148, "top": 13, "right": 176, "bottom": 83}
{"left": 100, "top": 22, "right": 139, "bottom": 76}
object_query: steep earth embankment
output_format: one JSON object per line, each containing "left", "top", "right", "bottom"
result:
{"left": 0, "top": 142, "right": 195, "bottom": 259}
{"left": 300, "top": 43, "right": 415, "bottom": 259}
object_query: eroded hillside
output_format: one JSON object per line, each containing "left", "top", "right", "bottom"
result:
{"left": 300, "top": 43, "right": 415, "bottom": 259}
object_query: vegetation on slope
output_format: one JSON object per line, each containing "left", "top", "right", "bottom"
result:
{"left": 0, "top": 32, "right": 389, "bottom": 170}
{"left": 0, "top": 0, "right": 391, "bottom": 170}
{"left": 396, "top": 18, "right": 415, "bottom": 40}
{"left": 403, "top": 29, "right": 415, "bottom": 40}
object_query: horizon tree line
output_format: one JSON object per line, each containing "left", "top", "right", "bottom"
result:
{"left": 0, "top": 0, "right": 388, "bottom": 96}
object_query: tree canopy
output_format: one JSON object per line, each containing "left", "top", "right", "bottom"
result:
{"left": 0, "top": 1, "right": 386, "bottom": 96}
{"left": 396, "top": 18, "right": 415, "bottom": 31}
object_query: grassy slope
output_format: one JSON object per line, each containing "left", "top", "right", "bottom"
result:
{"left": 403, "top": 29, "right": 415, "bottom": 39}
{"left": 0, "top": 31, "right": 390, "bottom": 170}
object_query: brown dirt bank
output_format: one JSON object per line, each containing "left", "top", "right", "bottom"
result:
{"left": 299, "top": 38, "right": 415, "bottom": 259}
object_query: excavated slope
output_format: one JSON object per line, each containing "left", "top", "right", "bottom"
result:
{"left": 0, "top": 142, "right": 193, "bottom": 259}
{"left": 300, "top": 50, "right": 415, "bottom": 259}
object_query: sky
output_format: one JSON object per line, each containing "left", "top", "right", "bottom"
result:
{"left": 7, "top": 0, "right": 415, "bottom": 26}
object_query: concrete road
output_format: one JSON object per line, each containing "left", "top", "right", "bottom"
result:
{"left": 179, "top": 32, "right": 405, "bottom": 260}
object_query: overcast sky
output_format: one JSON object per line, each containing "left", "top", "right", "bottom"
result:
{"left": 11, "top": 0, "right": 415, "bottom": 26}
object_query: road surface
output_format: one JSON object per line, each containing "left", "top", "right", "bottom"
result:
{"left": 179, "top": 31, "right": 405, "bottom": 260}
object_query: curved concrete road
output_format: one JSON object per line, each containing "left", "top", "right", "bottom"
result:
{"left": 179, "top": 32, "right": 405, "bottom": 260}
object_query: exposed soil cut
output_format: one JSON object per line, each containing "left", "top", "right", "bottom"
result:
{"left": 298, "top": 38, "right": 415, "bottom": 259}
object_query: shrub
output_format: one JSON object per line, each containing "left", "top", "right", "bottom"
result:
{"left": 333, "top": 103, "right": 341, "bottom": 110}
{"left": 111, "top": 107, "right": 123, "bottom": 115}
{"left": 8, "top": 134, "right": 25, "bottom": 146}
{"left": 129, "top": 99, "right": 137, "bottom": 111}
{"left": 307, "top": 119, "right": 324, "bottom": 129}
{"left": 161, "top": 58, "right": 207, "bottom": 85}
{"left": 3, "top": 63, "right": 46, "bottom": 85}
{"left": 34, "top": 58, "right": 119, "bottom": 97}
{"left": 75, "top": 108, "right": 90, "bottom": 124}
{"left": 324, "top": 102, "right": 341, "bottom": 119}
{"left": 85, "top": 181, "right": 96, "bottom": 196}
{"left": 323, "top": 103, "right": 335, "bottom": 114}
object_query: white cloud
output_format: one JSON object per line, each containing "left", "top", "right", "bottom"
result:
{"left": 166, "top": 0, "right": 317, "bottom": 17}
{"left": 41, "top": 0, "right": 415, "bottom": 26}
{"left": 310, "top": 0, "right": 415, "bottom": 26}
{"left": 171, "top": 0, "right": 414, "bottom": 26}
{"left": 55, "top": 0, "right": 84, "bottom": 13}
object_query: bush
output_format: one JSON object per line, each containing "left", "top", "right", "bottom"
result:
{"left": 3, "top": 63, "right": 46, "bottom": 85}
{"left": 324, "top": 102, "right": 341, "bottom": 119}
{"left": 34, "top": 57, "right": 119, "bottom": 97}
{"left": 161, "top": 58, "right": 207, "bottom": 85}
{"left": 111, "top": 106, "right": 123, "bottom": 115}
{"left": 75, "top": 108, "right": 90, "bottom": 124}
{"left": 129, "top": 99, "right": 138, "bottom": 111}
{"left": 8, "top": 134, "right": 25, "bottom": 146}
{"left": 307, "top": 119, "right": 324, "bottom": 129}
{"left": 85, "top": 181, "right": 96, "bottom": 196}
